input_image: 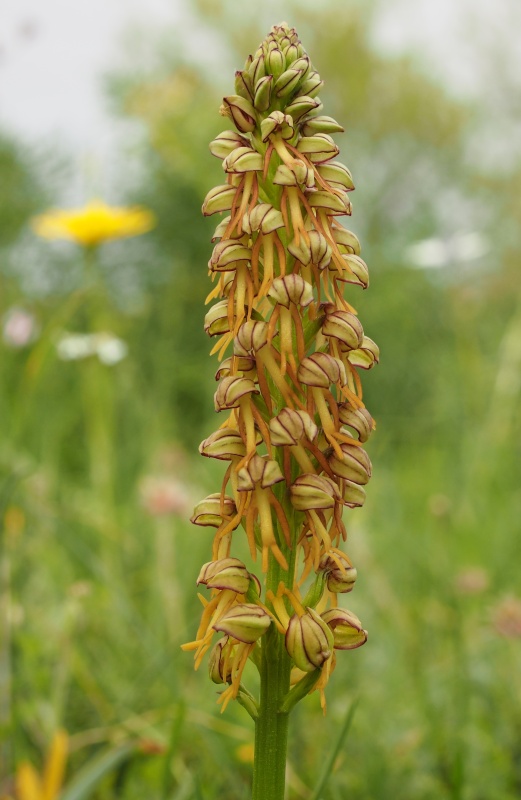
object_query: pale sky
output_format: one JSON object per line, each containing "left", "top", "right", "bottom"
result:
{"left": 0, "top": 0, "right": 517, "bottom": 163}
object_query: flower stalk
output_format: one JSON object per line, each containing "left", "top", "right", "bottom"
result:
{"left": 184, "top": 22, "right": 378, "bottom": 799}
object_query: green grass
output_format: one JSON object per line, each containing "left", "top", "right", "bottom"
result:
{"left": 1, "top": 247, "right": 520, "bottom": 799}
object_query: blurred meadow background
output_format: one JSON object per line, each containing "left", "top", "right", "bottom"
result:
{"left": 1, "top": 0, "right": 521, "bottom": 798}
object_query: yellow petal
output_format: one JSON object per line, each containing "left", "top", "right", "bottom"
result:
{"left": 42, "top": 730, "right": 68, "bottom": 800}
{"left": 16, "top": 763, "right": 42, "bottom": 800}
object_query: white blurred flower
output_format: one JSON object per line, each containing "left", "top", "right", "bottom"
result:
{"left": 2, "top": 307, "right": 39, "bottom": 347}
{"left": 56, "top": 332, "right": 128, "bottom": 364}
{"left": 96, "top": 334, "right": 128, "bottom": 365}
{"left": 406, "top": 232, "right": 489, "bottom": 269}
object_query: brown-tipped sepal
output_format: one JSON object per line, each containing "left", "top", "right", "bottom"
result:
{"left": 269, "top": 409, "right": 318, "bottom": 447}
{"left": 209, "top": 130, "right": 249, "bottom": 160}
{"left": 319, "top": 553, "right": 358, "bottom": 593}
{"left": 321, "top": 608, "right": 368, "bottom": 650}
{"left": 199, "top": 429, "right": 246, "bottom": 460}
{"left": 285, "top": 608, "right": 334, "bottom": 672}
{"left": 197, "top": 558, "right": 251, "bottom": 594}
{"left": 338, "top": 404, "right": 374, "bottom": 442}
{"left": 328, "top": 443, "right": 372, "bottom": 485}
{"left": 290, "top": 474, "right": 340, "bottom": 511}
{"left": 221, "top": 95, "right": 257, "bottom": 133}
{"left": 202, "top": 185, "right": 237, "bottom": 216}
{"left": 214, "top": 376, "right": 259, "bottom": 411}
{"left": 297, "top": 352, "right": 346, "bottom": 388}
{"left": 268, "top": 275, "right": 314, "bottom": 308}
{"left": 237, "top": 454, "right": 284, "bottom": 491}
{"left": 191, "top": 494, "right": 237, "bottom": 527}
{"left": 322, "top": 310, "right": 364, "bottom": 350}
{"left": 346, "top": 336, "right": 380, "bottom": 370}
{"left": 213, "top": 603, "right": 271, "bottom": 643}
{"left": 208, "top": 638, "right": 232, "bottom": 684}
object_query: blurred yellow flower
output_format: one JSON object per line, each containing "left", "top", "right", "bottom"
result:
{"left": 16, "top": 730, "right": 68, "bottom": 800}
{"left": 32, "top": 200, "right": 155, "bottom": 247}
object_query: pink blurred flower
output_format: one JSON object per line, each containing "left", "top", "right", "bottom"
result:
{"left": 454, "top": 567, "right": 490, "bottom": 595}
{"left": 2, "top": 307, "right": 39, "bottom": 347}
{"left": 491, "top": 596, "right": 521, "bottom": 638}
{"left": 140, "top": 476, "right": 191, "bottom": 517}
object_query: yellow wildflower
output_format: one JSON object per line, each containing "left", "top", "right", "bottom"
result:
{"left": 15, "top": 730, "right": 68, "bottom": 800}
{"left": 32, "top": 200, "right": 155, "bottom": 247}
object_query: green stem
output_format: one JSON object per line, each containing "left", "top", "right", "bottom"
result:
{"left": 252, "top": 503, "right": 297, "bottom": 800}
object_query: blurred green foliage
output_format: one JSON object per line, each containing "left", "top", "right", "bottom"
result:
{"left": 1, "top": 2, "right": 520, "bottom": 799}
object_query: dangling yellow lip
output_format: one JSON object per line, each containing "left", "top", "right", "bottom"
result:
{"left": 32, "top": 199, "right": 155, "bottom": 247}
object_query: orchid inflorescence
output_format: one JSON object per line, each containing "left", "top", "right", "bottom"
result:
{"left": 183, "top": 22, "right": 378, "bottom": 715}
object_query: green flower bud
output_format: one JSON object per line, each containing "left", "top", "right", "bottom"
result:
{"left": 260, "top": 110, "right": 294, "bottom": 142}
{"left": 266, "top": 47, "right": 285, "bottom": 78}
{"left": 308, "top": 230, "right": 332, "bottom": 269}
{"left": 317, "top": 161, "right": 355, "bottom": 191}
{"left": 214, "top": 376, "right": 259, "bottom": 411}
{"left": 213, "top": 603, "right": 271, "bottom": 643}
{"left": 283, "top": 45, "right": 300, "bottom": 66}
{"left": 209, "top": 130, "right": 249, "bottom": 160}
{"left": 191, "top": 493, "right": 237, "bottom": 527}
{"left": 237, "top": 454, "right": 284, "bottom": 491}
{"left": 275, "top": 68, "right": 303, "bottom": 98}
{"left": 199, "top": 429, "right": 246, "bottom": 460}
{"left": 202, "top": 184, "right": 237, "bottom": 216}
{"left": 332, "top": 227, "right": 361, "bottom": 255}
{"left": 210, "top": 239, "right": 251, "bottom": 271}
{"left": 298, "top": 71, "right": 324, "bottom": 98}
{"left": 197, "top": 558, "right": 251, "bottom": 594}
{"left": 215, "top": 355, "right": 256, "bottom": 381}
{"left": 319, "top": 553, "right": 357, "bottom": 593}
{"left": 328, "top": 443, "right": 372, "bottom": 485}
{"left": 341, "top": 480, "right": 367, "bottom": 508}
{"left": 290, "top": 56, "right": 312, "bottom": 81}
{"left": 285, "top": 608, "right": 334, "bottom": 671}
{"left": 285, "top": 95, "right": 321, "bottom": 123}
{"left": 346, "top": 336, "right": 380, "bottom": 369}
{"left": 253, "top": 75, "right": 273, "bottom": 112}
{"left": 338, "top": 404, "right": 373, "bottom": 442}
{"left": 290, "top": 474, "right": 340, "bottom": 511}
{"left": 222, "top": 146, "right": 264, "bottom": 174}
{"left": 248, "top": 54, "right": 266, "bottom": 86}
{"left": 339, "top": 254, "right": 369, "bottom": 288}
{"left": 234, "top": 319, "right": 269, "bottom": 354}
{"left": 269, "top": 409, "right": 318, "bottom": 447}
{"left": 208, "top": 638, "right": 231, "bottom": 684}
{"left": 302, "top": 116, "right": 345, "bottom": 135}
{"left": 288, "top": 235, "right": 312, "bottom": 264}
{"left": 321, "top": 608, "right": 368, "bottom": 650}
{"left": 268, "top": 275, "right": 314, "bottom": 308}
{"left": 242, "top": 203, "right": 285, "bottom": 234}
{"left": 204, "top": 299, "right": 231, "bottom": 336}
{"left": 322, "top": 310, "right": 364, "bottom": 350}
{"left": 306, "top": 190, "right": 351, "bottom": 215}
{"left": 210, "top": 216, "right": 231, "bottom": 242}
{"left": 273, "top": 164, "right": 300, "bottom": 187}
{"left": 221, "top": 95, "right": 257, "bottom": 133}
{"left": 234, "top": 70, "right": 254, "bottom": 101}
{"left": 297, "top": 352, "right": 347, "bottom": 388}
{"left": 297, "top": 134, "right": 339, "bottom": 163}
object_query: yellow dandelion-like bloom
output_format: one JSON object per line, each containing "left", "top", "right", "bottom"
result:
{"left": 16, "top": 730, "right": 68, "bottom": 800}
{"left": 32, "top": 199, "right": 156, "bottom": 247}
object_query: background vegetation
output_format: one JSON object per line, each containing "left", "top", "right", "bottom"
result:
{"left": 1, "top": 2, "right": 520, "bottom": 798}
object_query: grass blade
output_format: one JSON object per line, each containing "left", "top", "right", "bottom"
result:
{"left": 310, "top": 697, "right": 359, "bottom": 800}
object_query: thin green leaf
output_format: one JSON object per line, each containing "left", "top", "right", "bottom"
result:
{"left": 58, "top": 743, "right": 136, "bottom": 800}
{"left": 310, "top": 697, "right": 359, "bottom": 800}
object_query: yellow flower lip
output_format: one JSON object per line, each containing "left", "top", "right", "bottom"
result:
{"left": 32, "top": 199, "right": 156, "bottom": 247}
